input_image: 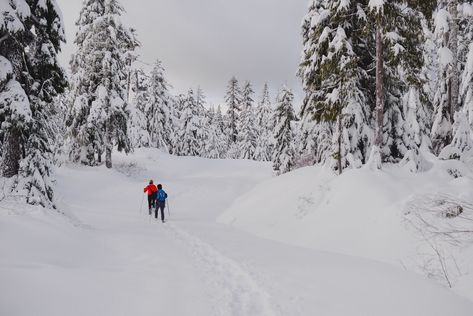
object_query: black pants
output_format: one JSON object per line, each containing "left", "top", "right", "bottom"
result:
{"left": 156, "top": 201, "right": 165, "bottom": 221}
{"left": 148, "top": 194, "right": 156, "bottom": 213}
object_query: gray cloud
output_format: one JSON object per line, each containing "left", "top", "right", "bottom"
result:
{"left": 57, "top": 0, "right": 307, "bottom": 109}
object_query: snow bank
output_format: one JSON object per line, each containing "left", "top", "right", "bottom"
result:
{"left": 219, "top": 157, "right": 473, "bottom": 299}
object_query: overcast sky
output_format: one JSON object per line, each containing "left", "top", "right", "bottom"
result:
{"left": 56, "top": 0, "right": 307, "bottom": 108}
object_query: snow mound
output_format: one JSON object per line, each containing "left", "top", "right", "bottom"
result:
{"left": 218, "top": 158, "right": 473, "bottom": 299}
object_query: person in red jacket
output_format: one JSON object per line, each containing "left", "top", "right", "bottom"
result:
{"left": 144, "top": 180, "right": 158, "bottom": 214}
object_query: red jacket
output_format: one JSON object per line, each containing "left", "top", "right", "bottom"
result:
{"left": 144, "top": 184, "right": 158, "bottom": 196}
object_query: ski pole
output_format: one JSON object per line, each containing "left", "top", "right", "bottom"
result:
{"left": 167, "top": 199, "right": 171, "bottom": 218}
{"left": 139, "top": 194, "right": 144, "bottom": 214}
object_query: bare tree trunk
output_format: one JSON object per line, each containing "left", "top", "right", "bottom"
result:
{"left": 105, "top": 119, "right": 112, "bottom": 169}
{"left": 431, "top": 0, "right": 455, "bottom": 155}
{"left": 449, "top": 0, "right": 459, "bottom": 117}
{"left": 126, "top": 61, "right": 132, "bottom": 103}
{"left": 374, "top": 25, "right": 385, "bottom": 148}
{"left": 2, "top": 128, "right": 22, "bottom": 177}
{"left": 337, "top": 114, "right": 342, "bottom": 175}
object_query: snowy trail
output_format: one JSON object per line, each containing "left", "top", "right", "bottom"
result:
{"left": 165, "top": 222, "right": 278, "bottom": 316}
{"left": 1, "top": 149, "right": 473, "bottom": 316}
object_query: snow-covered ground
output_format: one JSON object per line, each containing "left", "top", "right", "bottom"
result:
{"left": 1, "top": 149, "right": 473, "bottom": 315}
{"left": 219, "top": 152, "right": 473, "bottom": 301}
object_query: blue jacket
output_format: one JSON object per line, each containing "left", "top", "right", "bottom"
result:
{"left": 156, "top": 189, "right": 168, "bottom": 202}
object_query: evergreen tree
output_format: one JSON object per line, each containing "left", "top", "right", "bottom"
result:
{"left": 439, "top": 38, "right": 473, "bottom": 161}
{"left": 0, "top": 0, "right": 67, "bottom": 207}
{"left": 204, "top": 106, "right": 227, "bottom": 159}
{"left": 145, "top": 60, "right": 174, "bottom": 151}
{"left": 297, "top": 118, "right": 316, "bottom": 166}
{"left": 168, "top": 93, "right": 187, "bottom": 154}
{"left": 399, "top": 87, "right": 432, "bottom": 171}
{"left": 254, "top": 83, "right": 274, "bottom": 161}
{"left": 436, "top": 2, "right": 473, "bottom": 160}
{"left": 431, "top": 0, "right": 459, "bottom": 155}
{"left": 128, "top": 68, "right": 151, "bottom": 148}
{"left": 176, "top": 89, "right": 203, "bottom": 156}
{"left": 439, "top": 111, "right": 473, "bottom": 160}
{"left": 238, "top": 81, "right": 257, "bottom": 159}
{"left": 298, "top": 0, "right": 373, "bottom": 173}
{"left": 195, "top": 87, "right": 210, "bottom": 154}
{"left": 214, "top": 105, "right": 226, "bottom": 135}
{"left": 462, "top": 42, "right": 473, "bottom": 130}
{"left": 367, "top": 0, "right": 426, "bottom": 169}
{"left": 272, "top": 86, "right": 296, "bottom": 175}
{"left": 225, "top": 77, "right": 241, "bottom": 144}
{"left": 240, "top": 81, "right": 254, "bottom": 110}
{"left": 18, "top": 0, "right": 68, "bottom": 206}
{"left": 67, "top": 0, "right": 137, "bottom": 168}
{"left": 0, "top": 1, "right": 32, "bottom": 178}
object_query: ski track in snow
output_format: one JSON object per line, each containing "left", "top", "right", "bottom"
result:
{"left": 164, "top": 222, "right": 279, "bottom": 316}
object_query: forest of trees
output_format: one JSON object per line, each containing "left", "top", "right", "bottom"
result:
{"left": 298, "top": 0, "right": 473, "bottom": 174}
{"left": 1, "top": 0, "right": 473, "bottom": 208}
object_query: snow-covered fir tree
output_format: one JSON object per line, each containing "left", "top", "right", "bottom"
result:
{"left": 128, "top": 68, "right": 151, "bottom": 148}
{"left": 238, "top": 81, "right": 257, "bottom": 159}
{"left": 399, "top": 86, "right": 432, "bottom": 171}
{"left": 367, "top": 0, "right": 427, "bottom": 169}
{"left": 0, "top": 1, "right": 32, "bottom": 179}
{"left": 214, "top": 105, "right": 226, "bottom": 135}
{"left": 437, "top": 2, "right": 473, "bottom": 161}
{"left": 18, "top": 0, "right": 68, "bottom": 206}
{"left": 135, "top": 60, "right": 174, "bottom": 152}
{"left": 439, "top": 37, "right": 473, "bottom": 161}
{"left": 272, "top": 86, "right": 296, "bottom": 175}
{"left": 204, "top": 105, "right": 227, "bottom": 159}
{"left": 298, "top": 0, "right": 373, "bottom": 173}
{"left": 431, "top": 0, "right": 460, "bottom": 155}
{"left": 195, "top": 87, "right": 212, "bottom": 154}
{"left": 431, "top": 1, "right": 473, "bottom": 156}
{"left": 67, "top": 0, "right": 137, "bottom": 168}
{"left": 439, "top": 111, "right": 473, "bottom": 160}
{"left": 298, "top": 0, "right": 430, "bottom": 172}
{"left": 254, "top": 83, "right": 274, "bottom": 161}
{"left": 225, "top": 77, "right": 242, "bottom": 146}
{"left": 462, "top": 42, "right": 473, "bottom": 130}
{"left": 240, "top": 81, "right": 254, "bottom": 110}
{"left": 175, "top": 89, "right": 206, "bottom": 156}
{"left": 296, "top": 117, "right": 322, "bottom": 167}
{"left": 0, "top": 0, "right": 67, "bottom": 207}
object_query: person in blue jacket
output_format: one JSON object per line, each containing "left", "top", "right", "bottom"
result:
{"left": 155, "top": 184, "right": 168, "bottom": 222}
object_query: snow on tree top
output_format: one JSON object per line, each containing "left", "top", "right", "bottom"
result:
{"left": 385, "top": 31, "right": 403, "bottom": 43}
{"left": 0, "top": 0, "right": 30, "bottom": 33}
{"left": 37, "top": 0, "right": 48, "bottom": 9}
{"left": 460, "top": 3, "right": 473, "bottom": 17}
{"left": 438, "top": 47, "right": 453, "bottom": 67}
{"left": 330, "top": 27, "right": 351, "bottom": 55}
{"left": 310, "top": 8, "right": 330, "bottom": 28}
{"left": 368, "top": 0, "right": 384, "bottom": 11}
{"left": 0, "top": 80, "right": 32, "bottom": 123}
{"left": 45, "top": 0, "right": 66, "bottom": 38}
{"left": 434, "top": 9, "right": 450, "bottom": 35}
{"left": 0, "top": 56, "right": 13, "bottom": 82}
{"left": 356, "top": 3, "right": 367, "bottom": 20}
{"left": 337, "top": 0, "right": 350, "bottom": 11}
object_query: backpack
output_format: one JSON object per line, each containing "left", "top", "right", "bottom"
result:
{"left": 157, "top": 190, "right": 167, "bottom": 202}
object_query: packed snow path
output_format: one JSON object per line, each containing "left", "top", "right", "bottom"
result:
{"left": 1, "top": 149, "right": 473, "bottom": 316}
